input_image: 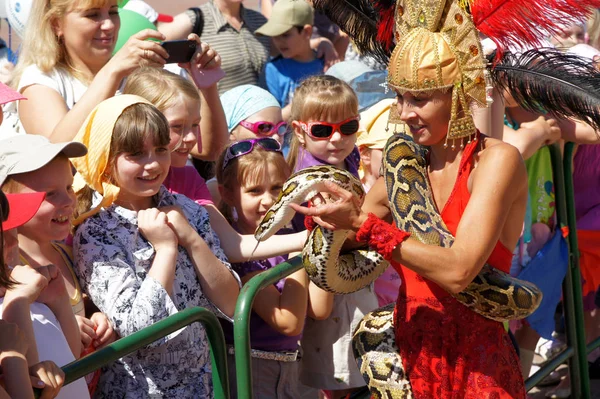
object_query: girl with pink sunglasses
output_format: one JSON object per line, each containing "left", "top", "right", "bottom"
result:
{"left": 220, "top": 85, "right": 288, "bottom": 145}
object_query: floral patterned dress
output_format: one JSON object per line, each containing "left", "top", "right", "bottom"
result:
{"left": 73, "top": 187, "right": 240, "bottom": 398}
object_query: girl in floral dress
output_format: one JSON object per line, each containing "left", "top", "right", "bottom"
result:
{"left": 71, "top": 95, "right": 241, "bottom": 398}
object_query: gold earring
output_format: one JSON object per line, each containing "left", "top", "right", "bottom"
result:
{"left": 385, "top": 101, "right": 404, "bottom": 134}
{"left": 445, "top": 82, "right": 476, "bottom": 150}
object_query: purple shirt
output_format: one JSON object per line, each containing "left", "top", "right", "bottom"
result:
{"left": 291, "top": 146, "right": 361, "bottom": 232}
{"left": 573, "top": 144, "right": 600, "bottom": 231}
{"left": 220, "top": 228, "right": 301, "bottom": 352}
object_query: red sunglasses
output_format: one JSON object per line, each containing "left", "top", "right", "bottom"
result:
{"left": 298, "top": 116, "right": 360, "bottom": 140}
{"left": 239, "top": 120, "right": 288, "bottom": 137}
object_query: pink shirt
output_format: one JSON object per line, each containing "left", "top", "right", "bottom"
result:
{"left": 163, "top": 166, "right": 214, "bottom": 206}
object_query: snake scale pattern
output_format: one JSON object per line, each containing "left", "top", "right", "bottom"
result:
{"left": 255, "top": 133, "right": 542, "bottom": 397}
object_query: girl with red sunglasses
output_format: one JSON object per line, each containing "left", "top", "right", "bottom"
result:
{"left": 287, "top": 75, "right": 378, "bottom": 399}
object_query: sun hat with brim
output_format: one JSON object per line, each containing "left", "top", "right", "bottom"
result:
{"left": 255, "top": 0, "right": 314, "bottom": 37}
{"left": 0, "top": 135, "right": 88, "bottom": 186}
{"left": 2, "top": 192, "right": 46, "bottom": 230}
{"left": 0, "top": 82, "right": 25, "bottom": 106}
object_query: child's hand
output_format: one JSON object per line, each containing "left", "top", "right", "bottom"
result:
{"left": 180, "top": 34, "right": 225, "bottom": 89}
{"left": 75, "top": 315, "right": 96, "bottom": 349}
{"left": 161, "top": 206, "right": 197, "bottom": 249}
{"left": 89, "top": 312, "right": 116, "bottom": 349}
{"left": 29, "top": 361, "right": 65, "bottom": 399}
{"left": 35, "top": 265, "right": 68, "bottom": 310}
{"left": 6, "top": 265, "right": 49, "bottom": 303}
{"left": 138, "top": 208, "right": 179, "bottom": 252}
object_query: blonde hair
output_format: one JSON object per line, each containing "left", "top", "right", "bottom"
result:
{"left": 11, "top": 0, "right": 114, "bottom": 88}
{"left": 288, "top": 75, "right": 359, "bottom": 170}
{"left": 588, "top": 9, "right": 600, "bottom": 49}
{"left": 74, "top": 103, "right": 170, "bottom": 220}
{"left": 123, "top": 67, "right": 201, "bottom": 114}
{"left": 216, "top": 144, "right": 290, "bottom": 225}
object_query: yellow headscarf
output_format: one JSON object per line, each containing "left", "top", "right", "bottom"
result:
{"left": 356, "top": 99, "right": 396, "bottom": 150}
{"left": 71, "top": 95, "right": 153, "bottom": 226}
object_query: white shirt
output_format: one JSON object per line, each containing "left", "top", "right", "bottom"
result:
{"left": 0, "top": 300, "right": 90, "bottom": 399}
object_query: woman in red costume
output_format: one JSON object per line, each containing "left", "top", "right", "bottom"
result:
{"left": 294, "top": 74, "right": 529, "bottom": 399}
{"left": 291, "top": 0, "right": 600, "bottom": 396}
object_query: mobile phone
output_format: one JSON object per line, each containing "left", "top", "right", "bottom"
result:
{"left": 160, "top": 40, "right": 197, "bottom": 64}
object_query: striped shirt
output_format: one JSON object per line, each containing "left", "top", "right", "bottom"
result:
{"left": 187, "top": 2, "right": 271, "bottom": 94}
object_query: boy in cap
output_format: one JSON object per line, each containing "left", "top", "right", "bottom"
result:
{"left": 256, "top": 0, "right": 324, "bottom": 120}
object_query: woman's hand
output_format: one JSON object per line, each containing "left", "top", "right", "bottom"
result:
{"left": 289, "top": 181, "right": 367, "bottom": 231}
{"left": 107, "top": 29, "right": 168, "bottom": 77}
{"left": 138, "top": 208, "right": 179, "bottom": 252}
{"left": 180, "top": 34, "right": 224, "bottom": 89}
{"left": 89, "top": 312, "right": 116, "bottom": 349}
{"left": 29, "top": 361, "right": 64, "bottom": 399}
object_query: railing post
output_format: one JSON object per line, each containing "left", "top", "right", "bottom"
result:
{"left": 233, "top": 256, "right": 303, "bottom": 399}
{"left": 561, "top": 142, "right": 591, "bottom": 398}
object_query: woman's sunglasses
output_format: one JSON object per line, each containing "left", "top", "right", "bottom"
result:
{"left": 239, "top": 120, "right": 288, "bottom": 137}
{"left": 298, "top": 116, "right": 360, "bottom": 140}
{"left": 222, "top": 137, "right": 282, "bottom": 171}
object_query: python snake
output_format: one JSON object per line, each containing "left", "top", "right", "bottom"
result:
{"left": 255, "top": 133, "right": 542, "bottom": 397}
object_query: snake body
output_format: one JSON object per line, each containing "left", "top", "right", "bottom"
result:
{"left": 255, "top": 133, "right": 542, "bottom": 397}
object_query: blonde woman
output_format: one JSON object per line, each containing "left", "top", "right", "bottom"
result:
{"left": 6, "top": 0, "right": 227, "bottom": 160}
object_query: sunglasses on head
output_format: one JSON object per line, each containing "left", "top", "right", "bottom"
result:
{"left": 298, "top": 116, "right": 361, "bottom": 140}
{"left": 222, "top": 137, "right": 282, "bottom": 171}
{"left": 239, "top": 120, "right": 288, "bottom": 137}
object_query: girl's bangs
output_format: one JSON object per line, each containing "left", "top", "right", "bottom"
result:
{"left": 112, "top": 104, "right": 170, "bottom": 155}
{"left": 301, "top": 90, "right": 358, "bottom": 122}
{"left": 237, "top": 151, "right": 290, "bottom": 188}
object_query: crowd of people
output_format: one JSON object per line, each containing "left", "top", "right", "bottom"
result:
{"left": 0, "top": 0, "right": 598, "bottom": 398}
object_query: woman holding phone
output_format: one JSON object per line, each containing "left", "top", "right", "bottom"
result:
{"left": 6, "top": 0, "right": 227, "bottom": 160}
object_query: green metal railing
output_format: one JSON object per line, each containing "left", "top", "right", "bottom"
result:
{"left": 232, "top": 255, "right": 303, "bottom": 399}
{"left": 32, "top": 143, "right": 599, "bottom": 398}
{"left": 524, "top": 142, "right": 593, "bottom": 398}
{"left": 35, "top": 307, "right": 230, "bottom": 399}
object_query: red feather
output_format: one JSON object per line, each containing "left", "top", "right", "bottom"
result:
{"left": 470, "top": 0, "right": 600, "bottom": 56}
{"left": 373, "top": 0, "right": 397, "bottom": 51}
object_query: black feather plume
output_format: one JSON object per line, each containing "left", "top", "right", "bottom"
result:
{"left": 311, "top": 0, "right": 391, "bottom": 64}
{"left": 490, "top": 48, "right": 600, "bottom": 133}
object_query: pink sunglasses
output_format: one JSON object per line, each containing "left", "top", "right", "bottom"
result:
{"left": 239, "top": 120, "right": 288, "bottom": 137}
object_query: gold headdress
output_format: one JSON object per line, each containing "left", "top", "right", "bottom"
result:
{"left": 312, "top": 0, "right": 600, "bottom": 147}
{"left": 387, "top": 0, "right": 487, "bottom": 148}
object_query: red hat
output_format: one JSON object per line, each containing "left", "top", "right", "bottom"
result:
{"left": 2, "top": 192, "right": 46, "bottom": 231}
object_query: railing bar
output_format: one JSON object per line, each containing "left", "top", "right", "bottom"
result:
{"left": 525, "top": 347, "right": 574, "bottom": 391}
{"left": 233, "top": 255, "right": 303, "bottom": 399}
{"left": 42, "top": 307, "right": 230, "bottom": 399}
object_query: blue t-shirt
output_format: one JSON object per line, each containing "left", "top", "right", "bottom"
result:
{"left": 263, "top": 55, "right": 324, "bottom": 106}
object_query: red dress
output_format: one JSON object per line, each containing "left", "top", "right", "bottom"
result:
{"left": 392, "top": 138, "right": 526, "bottom": 399}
